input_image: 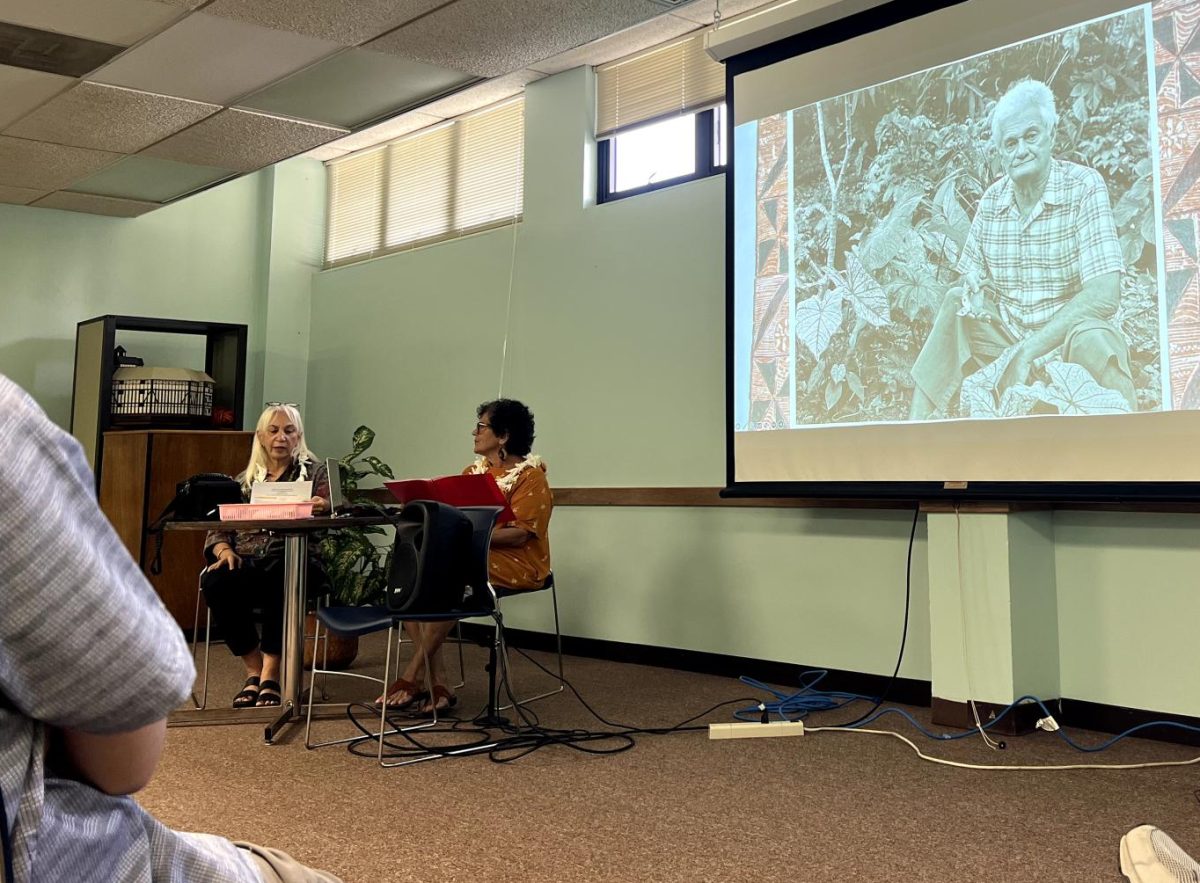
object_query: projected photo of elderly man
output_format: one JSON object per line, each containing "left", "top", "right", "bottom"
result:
{"left": 908, "top": 79, "right": 1136, "bottom": 420}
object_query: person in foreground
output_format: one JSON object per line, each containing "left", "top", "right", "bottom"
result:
{"left": 1121, "top": 824, "right": 1200, "bottom": 882}
{"left": 909, "top": 78, "right": 1137, "bottom": 419}
{"left": 202, "top": 404, "right": 330, "bottom": 708}
{"left": 0, "top": 375, "right": 342, "bottom": 882}
{"left": 378, "top": 398, "right": 552, "bottom": 714}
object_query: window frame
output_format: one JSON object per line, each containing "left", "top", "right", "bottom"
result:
{"left": 597, "top": 105, "right": 726, "bottom": 204}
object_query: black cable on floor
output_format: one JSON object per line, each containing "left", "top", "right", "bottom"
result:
{"left": 336, "top": 614, "right": 760, "bottom": 763}
{"left": 822, "top": 500, "right": 920, "bottom": 728}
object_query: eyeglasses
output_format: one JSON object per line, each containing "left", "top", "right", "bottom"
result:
{"left": 265, "top": 401, "right": 299, "bottom": 409}
{"left": 473, "top": 421, "right": 492, "bottom": 434}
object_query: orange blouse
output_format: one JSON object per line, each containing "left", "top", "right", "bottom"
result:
{"left": 462, "top": 459, "right": 552, "bottom": 590}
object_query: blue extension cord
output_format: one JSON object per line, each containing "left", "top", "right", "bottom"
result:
{"left": 736, "top": 673, "right": 1200, "bottom": 752}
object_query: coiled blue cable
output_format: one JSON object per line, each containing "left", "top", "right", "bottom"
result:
{"left": 734, "top": 671, "right": 874, "bottom": 722}
{"left": 738, "top": 681, "right": 1200, "bottom": 751}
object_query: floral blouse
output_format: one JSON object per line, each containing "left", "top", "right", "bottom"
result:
{"left": 463, "top": 456, "right": 552, "bottom": 590}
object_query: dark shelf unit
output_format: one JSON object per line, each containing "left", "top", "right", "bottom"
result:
{"left": 70, "top": 315, "right": 248, "bottom": 486}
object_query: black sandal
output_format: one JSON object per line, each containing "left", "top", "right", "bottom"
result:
{"left": 232, "top": 676, "right": 261, "bottom": 708}
{"left": 256, "top": 679, "right": 282, "bottom": 707}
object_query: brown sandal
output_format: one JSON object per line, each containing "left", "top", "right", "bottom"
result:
{"left": 419, "top": 685, "right": 458, "bottom": 715}
{"left": 375, "top": 676, "right": 425, "bottom": 708}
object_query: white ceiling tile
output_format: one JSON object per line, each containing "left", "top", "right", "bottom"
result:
{"left": 303, "top": 144, "right": 351, "bottom": 161}
{"left": 200, "top": 0, "right": 445, "bottom": 46}
{"left": 0, "top": 136, "right": 121, "bottom": 190}
{"left": 0, "top": 183, "right": 46, "bottom": 205}
{"left": 5, "top": 83, "right": 219, "bottom": 153}
{"left": 530, "top": 14, "right": 701, "bottom": 75}
{"left": 416, "top": 70, "right": 542, "bottom": 119}
{"left": 237, "top": 48, "right": 474, "bottom": 129}
{"left": 670, "top": 0, "right": 780, "bottom": 26}
{"left": 0, "top": 0, "right": 184, "bottom": 45}
{"left": 143, "top": 108, "right": 347, "bottom": 172}
{"left": 70, "top": 154, "right": 235, "bottom": 202}
{"left": 365, "top": 0, "right": 664, "bottom": 77}
{"left": 89, "top": 12, "right": 342, "bottom": 104}
{"left": 32, "top": 190, "right": 159, "bottom": 217}
{"left": 0, "top": 64, "right": 72, "bottom": 129}
{"left": 320, "top": 111, "right": 443, "bottom": 154}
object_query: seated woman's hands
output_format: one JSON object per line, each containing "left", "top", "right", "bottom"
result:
{"left": 309, "top": 495, "right": 329, "bottom": 516}
{"left": 207, "top": 544, "right": 242, "bottom": 572}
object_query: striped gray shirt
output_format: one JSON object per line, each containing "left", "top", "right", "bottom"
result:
{"left": 0, "top": 376, "right": 261, "bottom": 883}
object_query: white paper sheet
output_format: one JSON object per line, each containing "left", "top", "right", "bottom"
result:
{"left": 249, "top": 480, "right": 313, "bottom": 504}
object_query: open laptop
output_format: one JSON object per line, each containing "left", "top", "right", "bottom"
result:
{"left": 326, "top": 457, "right": 348, "bottom": 514}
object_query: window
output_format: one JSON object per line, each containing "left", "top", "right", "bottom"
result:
{"left": 595, "top": 33, "right": 726, "bottom": 203}
{"left": 325, "top": 98, "right": 524, "bottom": 268}
{"left": 598, "top": 104, "right": 726, "bottom": 201}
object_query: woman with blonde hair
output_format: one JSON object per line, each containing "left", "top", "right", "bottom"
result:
{"left": 203, "top": 404, "right": 330, "bottom": 708}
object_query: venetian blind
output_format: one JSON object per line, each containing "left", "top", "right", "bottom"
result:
{"left": 325, "top": 97, "right": 525, "bottom": 268}
{"left": 595, "top": 32, "right": 725, "bottom": 139}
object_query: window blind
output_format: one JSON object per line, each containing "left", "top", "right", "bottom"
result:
{"left": 595, "top": 32, "right": 725, "bottom": 139}
{"left": 325, "top": 97, "right": 524, "bottom": 268}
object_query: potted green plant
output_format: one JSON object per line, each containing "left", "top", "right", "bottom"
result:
{"left": 304, "top": 426, "right": 396, "bottom": 670}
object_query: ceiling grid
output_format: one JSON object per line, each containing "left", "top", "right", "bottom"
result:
{"left": 0, "top": 0, "right": 775, "bottom": 215}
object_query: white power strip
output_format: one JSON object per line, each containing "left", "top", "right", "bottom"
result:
{"left": 708, "top": 720, "right": 806, "bottom": 740}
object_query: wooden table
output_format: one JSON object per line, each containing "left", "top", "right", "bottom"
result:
{"left": 165, "top": 514, "right": 395, "bottom": 743}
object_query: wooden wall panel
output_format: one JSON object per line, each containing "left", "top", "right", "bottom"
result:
{"left": 97, "top": 430, "right": 252, "bottom": 629}
{"left": 144, "top": 431, "right": 252, "bottom": 627}
{"left": 98, "top": 432, "right": 148, "bottom": 559}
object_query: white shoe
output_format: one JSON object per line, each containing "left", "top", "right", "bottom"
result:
{"left": 1121, "top": 825, "right": 1200, "bottom": 882}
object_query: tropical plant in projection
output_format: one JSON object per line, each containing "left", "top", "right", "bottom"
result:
{"left": 787, "top": 8, "right": 1162, "bottom": 425}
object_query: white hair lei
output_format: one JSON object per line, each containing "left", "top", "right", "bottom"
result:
{"left": 469, "top": 454, "right": 542, "bottom": 494}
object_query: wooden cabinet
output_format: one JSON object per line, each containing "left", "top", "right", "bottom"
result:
{"left": 99, "top": 429, "right": 252, "bottom": 629}
{"left": 71, "top": 315, "right": 248, "bottom": 486}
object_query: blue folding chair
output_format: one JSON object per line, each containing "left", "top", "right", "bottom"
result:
{"left": 304, "top": 504, "right": 500, "bottom": 766}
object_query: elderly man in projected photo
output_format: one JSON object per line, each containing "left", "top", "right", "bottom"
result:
{"left": 908, "top": 79, "right": 1136, "bottom": 420}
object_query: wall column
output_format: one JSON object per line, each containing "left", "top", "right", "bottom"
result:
{"left": 926, "top": 505, "right": 1059, "bottom": 730}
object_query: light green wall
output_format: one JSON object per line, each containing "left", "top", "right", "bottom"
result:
{"left": 1054, "top": 512, "right": 1200, "bottom": 713}
{"left": 305, "top": 66, "right": 1200, "bottom": 717}
{"left": 261, "top": 159, "right": 327, "bottom": 411}
{"left": 0, "top": 172, "right": 271, "bottom": 429}
{"left": 7, "top": 64, "right": 1197, "bottom": 718}
{"left": 306, "top": 68, "right": 932, "bottom": 683}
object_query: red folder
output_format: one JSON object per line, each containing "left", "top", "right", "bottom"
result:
{"left": 384, "top": 473, "right": 516, "bottom": 523}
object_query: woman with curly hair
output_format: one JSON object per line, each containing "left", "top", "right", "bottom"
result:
{"left": 378, "top": 398, "right": 552, "bottom": 713}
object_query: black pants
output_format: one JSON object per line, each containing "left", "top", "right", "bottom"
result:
{"left": 200, "top": 558, "right": 324, "bottom": 657}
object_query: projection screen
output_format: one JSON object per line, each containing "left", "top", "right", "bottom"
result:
{"left": 727, "top": 0, "right": 1200, "bottom": 499}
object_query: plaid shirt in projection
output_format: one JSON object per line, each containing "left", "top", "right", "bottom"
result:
{"left": 957, "top": 158, "right": 1124, "bottom": 336}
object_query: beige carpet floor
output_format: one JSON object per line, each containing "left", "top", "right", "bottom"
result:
{"left": 139, "top": 633, "right": 1200, "bottom": 882}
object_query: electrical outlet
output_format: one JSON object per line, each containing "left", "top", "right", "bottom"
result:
{"left": 708, "top": 721, "right": 805, "bottom": 740}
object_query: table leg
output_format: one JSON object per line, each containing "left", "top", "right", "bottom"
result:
{"left": 265, "top": 533, "right": 308, "bottom": 744}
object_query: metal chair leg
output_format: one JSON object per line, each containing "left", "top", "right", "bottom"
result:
{"left": 454, "top": 621, "right": 466, "bottom": 691}
{"left": 498, "top": 581, "right": 565, "bottom": 711}
{"left": 190, "top": 576, "right": 213, "bottom": 710}
{"left": 379, "top": 635, "right": 439, "bottom": 768}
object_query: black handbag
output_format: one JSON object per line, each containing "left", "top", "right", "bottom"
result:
{"left": 147, "top": 473, "right": 243, "bottom": 574}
